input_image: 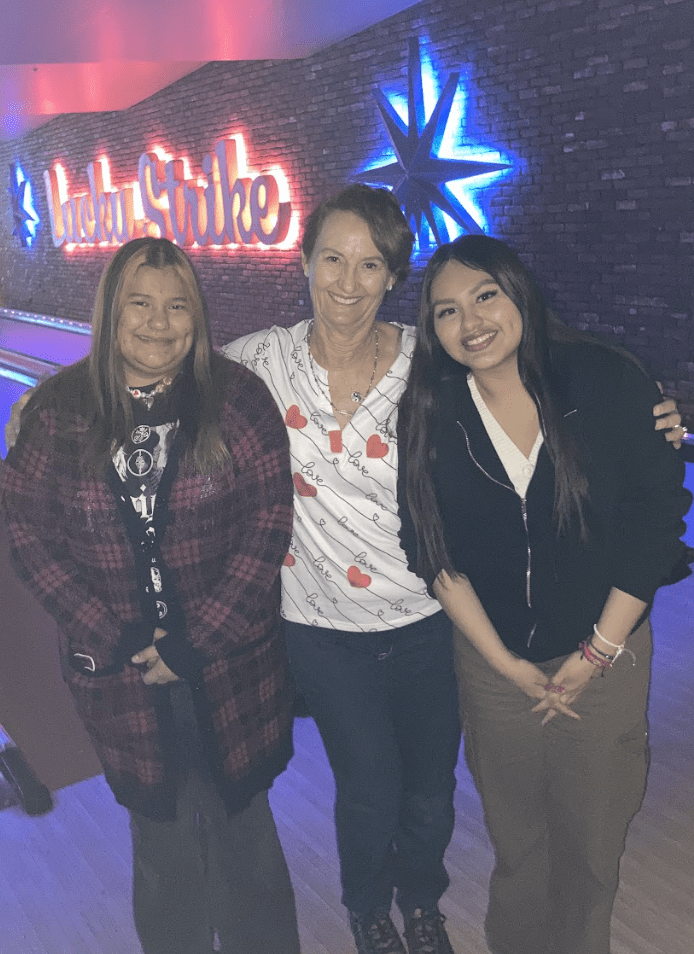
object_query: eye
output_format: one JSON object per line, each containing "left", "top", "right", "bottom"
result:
{"left": 478, "top": 289, "right": 498, "bottom": 302}
{"left": 435, "top": 306, "right": 457, "bottom": 321}
{"left": 324, "top": 254, "right": 340, "bottom": 263}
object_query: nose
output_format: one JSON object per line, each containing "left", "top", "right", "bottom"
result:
{"left": 460, "top": 304, "right": 484, "bottom": 332}
{"left": 337, "top": 263, "right": 358, "bottom": 293}
{"left": 147, "top": 304, "right": 170, "bottom": 329}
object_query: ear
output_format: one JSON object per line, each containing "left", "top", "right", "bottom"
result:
{"left": 301, "top": 252, "right": 309, "bottom": 277}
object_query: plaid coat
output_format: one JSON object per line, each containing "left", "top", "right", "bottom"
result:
{"left": 1, "top": 354, "right": 294, "bottom": 820}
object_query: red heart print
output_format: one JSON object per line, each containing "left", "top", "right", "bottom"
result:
{"left": 347, "top": 566, "right": 372, "bottom": 588}
{"left": 366, "top": 434, "right": 388, "bottom": 458}
{"left": 329, "top": 430, "right": 343, "bottom": 453}
{"left": 293, "top": 473, "right": 317, "bottom": 497}
{"left": 283, "top": 554, "right": 296, "bottom": 567}
{"left": 285, "top": 405, "right": 307, "bottom": 429}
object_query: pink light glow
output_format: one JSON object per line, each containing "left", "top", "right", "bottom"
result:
{"left": 46, "top": 134, "right": 297, "bottom": 251}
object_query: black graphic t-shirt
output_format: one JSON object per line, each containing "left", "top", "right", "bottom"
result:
{"left": 113, "top": 384, "right": 179, "bottom": 626}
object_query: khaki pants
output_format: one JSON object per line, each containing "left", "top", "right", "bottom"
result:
{"left": 130, "top": 682, "right": 300, "bottom": 954}
{"left": 453, "top": 619, "right": 652, "bottom": 954}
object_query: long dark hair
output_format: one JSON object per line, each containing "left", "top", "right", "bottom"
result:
{"left": 400, "top": 233, "right": 598, "bottom": 583}
{"left": 84, "top": 237, "right": 229, "bottom": 472}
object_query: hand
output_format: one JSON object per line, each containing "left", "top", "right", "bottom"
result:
{"left": 502, "top": 657, "right": 549, "bottom": 702}
{"left": 131, "top": 628, "right": 180, "bottom": 685}
{"left": 653, "top": 390, "right": 684, "bottom": 448}
{"left": 4, "top": 389, "right": 33, "bottom": 451}
{"left": 501, "top": 658, "right": 577, "bottom": 723}
{"left": 532, "top": 650, "right": 597, "bottom": 725}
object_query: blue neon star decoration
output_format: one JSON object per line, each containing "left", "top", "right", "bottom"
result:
{"left": 8, "top": 164, "right": 39, "bottom": 248}
{"left": 355, "top": 38, "right": 511, "bottom": 249}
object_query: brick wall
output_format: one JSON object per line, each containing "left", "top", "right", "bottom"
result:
{"left": 1, "top": 0, "right": 692, "bottom": 415}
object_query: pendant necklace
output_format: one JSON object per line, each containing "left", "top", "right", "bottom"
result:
{"left": 306, "top": 321, "right": 380, "bottom": 417}
{"left": 128, "top": 376, "right": 173, "bottom": 410}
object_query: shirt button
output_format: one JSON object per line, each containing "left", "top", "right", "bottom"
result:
{"left": 522, "top": 464, "right": 533, "bottom": 477}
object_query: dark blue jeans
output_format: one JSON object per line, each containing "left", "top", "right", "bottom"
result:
{"left": 285, "top": 610, "right": 461, "bottom": 920}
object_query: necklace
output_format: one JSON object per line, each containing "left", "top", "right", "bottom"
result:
{"left": 128, "top": 376, "right": 173, "bottom": 410}
{"left": 306, "top": 321, "right": 380, "bottom": 417}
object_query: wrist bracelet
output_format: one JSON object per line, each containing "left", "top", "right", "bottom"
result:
{"left": 592, "top": 625, "right": 625, "bottom": 651}
{"left": 588, "top": 640, "right": 616, "bottom": 661}
{"left": 579, "top": 639, "right": 612, "bottom": 673}
{"left": 592, "top": 625, "right": 637, "bottom": 666}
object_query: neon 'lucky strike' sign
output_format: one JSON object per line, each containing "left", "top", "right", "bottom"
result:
{"left": 43, "top": 134, "right": 292, "bottom": 250}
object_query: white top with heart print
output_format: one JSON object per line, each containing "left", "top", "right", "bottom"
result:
{"left": 223, "top": 320, "right": 438, "bottom": 631}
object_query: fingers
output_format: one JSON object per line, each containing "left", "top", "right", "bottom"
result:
{"left": 669, "top": 422, "right": 688, "bottom": 448}
{"left": 532, "top": 700, "right": 580, "bottom": 720}
{"left": 131, "top": 645, "right": 159, "bottom": 665}
{"left": 4, "top": 392, "right": 32, "bottom": 450}
{"left": 531, "top": 691, "right": 580, "bottom": 722}
{"left": 652, "top": 397, "right": 676, "bottom": 418}
{"left": 4, "top": 415, "right": 21, "bottom": 450}
{"left": 141, "top": 661, "right": 165, "bottom": 685}
{"left": 653, "top": 411, "right": 678, "bottom": 429}
{"left": 653, "top": 406, "right": 685, "bottom": 448}
{"left": 141, "top": 658, "right": 179, "bottom": 685}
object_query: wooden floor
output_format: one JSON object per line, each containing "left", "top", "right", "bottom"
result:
{"left": 1, "top": 459, "right": 693, "bottom": 954}
{"left": 0, "top": 569, "right": 693, "bottom": 954}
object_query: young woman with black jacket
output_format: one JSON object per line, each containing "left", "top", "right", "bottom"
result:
{"left": 397, "top": 234, "right": 691, "bottom": 954}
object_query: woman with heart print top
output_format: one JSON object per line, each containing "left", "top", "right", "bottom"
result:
{"left": 222, "top": 185, "right": 685, "bottom": 954}
{"left": 224, "top": 185, "right": 461, "bottom": 954}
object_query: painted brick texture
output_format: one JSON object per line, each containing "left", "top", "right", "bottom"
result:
{"left": 1, "top": 0, "right": 692, "bottom": 415}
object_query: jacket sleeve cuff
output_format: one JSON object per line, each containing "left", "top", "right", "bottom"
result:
{"left": 154, "top": 630, "right": 206, "bottom": 681}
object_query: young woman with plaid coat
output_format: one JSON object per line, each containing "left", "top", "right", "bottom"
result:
{"left": 1, "top": 238, "right": 299, "bottom": 954}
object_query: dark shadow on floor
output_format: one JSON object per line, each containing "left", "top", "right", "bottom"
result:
{"left": 0, "top": 460, "right": 101, "bottom": 793}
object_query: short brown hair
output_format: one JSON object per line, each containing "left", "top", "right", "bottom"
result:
{"left": 301, "top": 185, "right": 414, "bottom": 286}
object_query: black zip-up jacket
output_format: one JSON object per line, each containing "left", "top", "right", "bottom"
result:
{"left": 398, "top": 341, "right": 691, "bottom": 663}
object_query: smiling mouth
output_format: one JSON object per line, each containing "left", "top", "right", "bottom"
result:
{"left": 463, "top": 331, "right": 496, "bottom": 351}
{"left": 329, "top": 292, "right": 361, "bottom": 306}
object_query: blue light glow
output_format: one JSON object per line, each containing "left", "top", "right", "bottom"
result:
{"left": 8, "top": 164, "right": 39, "bottom": 248}
{"left": 356, "top": 38, "right": 516, "bottom": 250}
{"left": 0, "top": 367, "right": 38, "bottom": 387}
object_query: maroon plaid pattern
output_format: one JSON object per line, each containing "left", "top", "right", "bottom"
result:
{"left": 1, "top": 355, "right": 294, "bottom": 819}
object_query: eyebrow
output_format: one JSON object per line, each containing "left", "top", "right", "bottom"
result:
{"left": 432, "top": 277, "right": 496, "bottom": 307}
{"left": 320, "top": 246, "right": 385, "bottom": 263}
{"left": 126, "top": 291, "right": 188, "bottom": 301}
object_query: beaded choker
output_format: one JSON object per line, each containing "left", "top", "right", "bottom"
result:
{"left": 128, "top": 376, "right": 173, "bottom": 410}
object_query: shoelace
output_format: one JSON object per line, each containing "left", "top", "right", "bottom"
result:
{"left": 407, "top": 911, "right": 451, "bottom": 954}
{"left": 367, "top": 916, "right": 404, "bottom": 952}
{"left": 352, "top": 914, "right": 405, "bottom": 954}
